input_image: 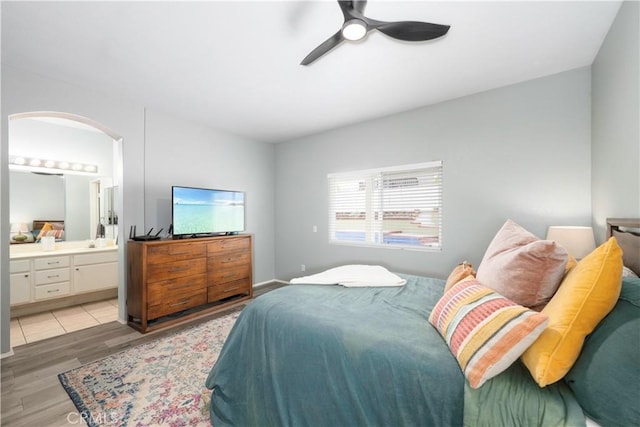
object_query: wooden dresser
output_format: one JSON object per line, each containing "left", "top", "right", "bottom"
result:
{"left": 127, "top": 234, "right": 252, "bottom": 332}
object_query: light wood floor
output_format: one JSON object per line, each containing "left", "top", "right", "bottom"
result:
{"left": 0, "top": 282, "right": 285, "bottom": 427}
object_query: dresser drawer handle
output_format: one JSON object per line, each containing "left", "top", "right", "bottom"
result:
{"left": 47, "top": 261, "right": 60, "bottom": 265}
{"left": 47, "top": 289, "right": 60, "bottom": 294}
{"left": 169, "top": 299, "right": 190, "bottom": 307}
{"left": 47, "top": 274, "right": 60, "bottom": 279}
{"left": 169, "top": 283, "right": 194, "bottom": 291}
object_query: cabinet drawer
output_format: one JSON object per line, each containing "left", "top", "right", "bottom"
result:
{"left": 34, "top": 256, "right": 70, "bottom": 270}
{"left": 10, "top": 259, "right": 30, "bottom": 273}
{"left": 35, "top": 268, "right": 70, "bottom": 285}
{"left": 147, "top": 243, "right": 206, "bottom": 264}
{"left": 147, "top": 257, "right": 206, "bottom": 282}
{"left": 207, "top": 277, "right": 251, "bottom": 302}
{"left": 74, "top": 251, "right": 118, "bottom": 266}
{"left": 207, "top": 237, "right": 250, "bottom": 254}
{"left": 147, "top": 274, "right": 207, "bottom": 305}
{"left": 34, "top": 281, "right": 70, "bottom": 300}
{"left": 147, "top": 289, "right": 207, "bottom": 320}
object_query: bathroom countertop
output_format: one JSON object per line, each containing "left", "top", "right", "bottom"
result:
{"left": 10, "top": 242, "right": 118, "bottom": 259}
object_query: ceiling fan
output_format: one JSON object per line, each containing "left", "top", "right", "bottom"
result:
{"left": 301, "top": 0, "right": 450, "bottom": 65}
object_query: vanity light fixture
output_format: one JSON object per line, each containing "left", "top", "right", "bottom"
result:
{"left": 9, "top": 155, "right": 98, "bottom": 175}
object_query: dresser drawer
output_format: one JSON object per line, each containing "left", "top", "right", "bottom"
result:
{"left": 208, "top": 251, "right": 250, "bottom": 271}
{"left": 207, "top": 277, "right": 251, "bottom": 302}
{"left": 147, "top": 257, "right": 207, "bottom": 282}
{"left": 207, "top": 237, "right": 250, "bottom": 254}
{"left": 34, "top": 281, "right": 70, "bottom": 300}
{"left": 147, "top": 289, "right": 207, "bottom": 320}
{"left": 147, "top": 274, "right": 207, "bottom": 305}
{"left": 208, "top": 264, "right": 250, "bottom": 285}
{"left": 34, "top": 256, "right": 70, "bottom": 270}
{"left": 147, "top": 243, "right": 206, "bottom": 264}
{"left": 35, "top": 267, "right": 70, "bottom": 285}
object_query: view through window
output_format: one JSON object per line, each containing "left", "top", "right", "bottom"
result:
{"left": 328, "top": 161, "right": 443, "bottom": 250}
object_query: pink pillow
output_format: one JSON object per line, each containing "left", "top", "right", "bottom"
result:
{"left": 476, "top": 219, "right": 568, "bottom": 308}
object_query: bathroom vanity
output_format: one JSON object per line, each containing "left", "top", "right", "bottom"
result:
{"left": 9, "top": 241, "right": 118, "bottom": 316}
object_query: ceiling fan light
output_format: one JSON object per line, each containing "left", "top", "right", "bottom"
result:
{"left": 342, "top": 19, "right": 367, "bottom": 41}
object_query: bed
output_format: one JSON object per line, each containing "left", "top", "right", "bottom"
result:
{"left": 205, "top": 218, "right": 640, "bottom": 426}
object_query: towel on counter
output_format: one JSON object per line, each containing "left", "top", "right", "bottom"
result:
{"left": 290, "top": 264, "right": 407, "bottom": 287}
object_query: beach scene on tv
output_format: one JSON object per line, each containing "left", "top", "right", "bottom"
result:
{"left": 173, "top": 187, "right": 244, "bottom": 235}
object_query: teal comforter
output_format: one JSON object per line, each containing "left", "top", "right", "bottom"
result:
{"left": 205, "top": 274, "right": 585, "bottom": 426}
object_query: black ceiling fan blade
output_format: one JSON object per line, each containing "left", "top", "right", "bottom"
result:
{"left": 374, "top": 21, "right": 450, "bottom": 42}
{"left": 301, "top": 31, "right": 345, "bottom": 65}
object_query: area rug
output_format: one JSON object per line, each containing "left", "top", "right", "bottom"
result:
{"left": 58, "top": 309, "right": 242, "bottom": 427}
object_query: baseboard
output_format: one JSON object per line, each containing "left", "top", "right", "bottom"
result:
{"left": 1, "top": 348, "right": 15, "bottom": 359}
{"left": 253, "top": 279, "right": 288, "bottom": 288}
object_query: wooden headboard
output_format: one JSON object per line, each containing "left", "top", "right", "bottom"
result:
{"left": 607, "top": 218, "right": 640, "bottom": 276}
{"left": 32, "top": 220, "right": 64, "bottom": 231}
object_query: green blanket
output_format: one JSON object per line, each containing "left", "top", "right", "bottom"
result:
{"left": 206, "top": 273, "right": 585, "bottom": 426}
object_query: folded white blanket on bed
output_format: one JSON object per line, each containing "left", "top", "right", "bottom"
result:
{"left": 290, "top": 265, "right": 407, "bottom": 287}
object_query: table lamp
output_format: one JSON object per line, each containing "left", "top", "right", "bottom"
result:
{"left": 546, "top": 226, "right": 596, "bottom": 259}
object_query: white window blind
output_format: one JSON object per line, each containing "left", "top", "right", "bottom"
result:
{"left": 328, "top": 161, "right": 443, "bottom": 250}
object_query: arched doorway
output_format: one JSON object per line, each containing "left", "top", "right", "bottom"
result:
{"left": 7, "top": 112, "right": 124, "bottom": 346}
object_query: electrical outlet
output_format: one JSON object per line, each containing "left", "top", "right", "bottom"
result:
{"left": 301, "top": 264, "right": 306, "bottom": 272}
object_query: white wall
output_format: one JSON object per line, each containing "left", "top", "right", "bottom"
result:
{"left": 274, "top": 67, "right": 592, "bottom": 281}
{"left": 9, "top": 117, "right": 114, "bottom": 172}
{"left": 591, "top": 0, "right": 640, "bottom": 242}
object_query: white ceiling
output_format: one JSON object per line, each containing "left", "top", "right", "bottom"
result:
{"left": 2, "top": 1, "right": 621, "bottom": 143}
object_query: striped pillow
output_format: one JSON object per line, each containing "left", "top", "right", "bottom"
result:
{"left": 429, "top": 278, "right": 548, "bottom": 388}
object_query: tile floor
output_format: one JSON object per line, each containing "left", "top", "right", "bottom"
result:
{"left": 10, "top": 298, "right": 119, "bottom": 347}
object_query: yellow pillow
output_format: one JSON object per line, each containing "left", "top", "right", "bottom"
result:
{"left": 36, "top": 222, "right": 54, "bottom": 239}
{"left": 521, "top": 237, "right": 623, "bottom": 387}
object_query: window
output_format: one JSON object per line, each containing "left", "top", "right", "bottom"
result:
{"left": 328, "top": 161, "right": 443, "bottom": 250}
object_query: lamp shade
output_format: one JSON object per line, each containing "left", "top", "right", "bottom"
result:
{"left": 10, "top": 222, "right": 29, "bottom": 233}
{"left": 546, "top": 226, "right": 596, "bottom": 259}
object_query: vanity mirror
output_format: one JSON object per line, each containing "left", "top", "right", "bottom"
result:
{"left": 9, "top": 116, "right": 116, "bottom": 243}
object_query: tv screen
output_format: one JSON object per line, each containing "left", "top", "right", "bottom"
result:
{"left": 172, "top": 186, "right": 245, "bottom": 236}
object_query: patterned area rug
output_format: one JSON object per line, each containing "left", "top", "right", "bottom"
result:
{"left": 58, "top": 310, "right": 241, "bottom": 427}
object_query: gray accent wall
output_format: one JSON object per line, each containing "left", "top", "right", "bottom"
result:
{"left": 274, "top": 68, "right": 592, "bottom": 281}
{"left": 143, "top": 109, "right": 276, "bottom": 286}
{"left": 591, "top": 0, "right": 640, "bottom": 243}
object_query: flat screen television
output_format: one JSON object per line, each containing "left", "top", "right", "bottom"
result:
{"left": 172, "top": 186, "right": 245, "bottom": 237}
